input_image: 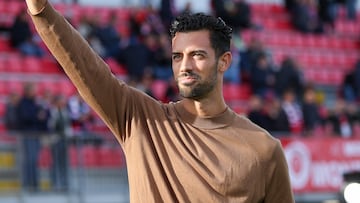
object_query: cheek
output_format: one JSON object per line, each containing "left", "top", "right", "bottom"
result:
{"left": 172, "top": 62, "right": 180, "bottom": 75}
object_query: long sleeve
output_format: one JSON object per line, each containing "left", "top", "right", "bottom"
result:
{"left": 28, "top": 1, "right": 151, "bottom": 143}
{"left": 264, "top": 141, "right": 295, "bottom": 203}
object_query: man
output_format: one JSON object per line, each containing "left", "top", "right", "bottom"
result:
{"left": 17, "top": 82, "right": 44, "bottom": 191}
{"left": 25, "top": 0, "right": 294, "bottom": 202}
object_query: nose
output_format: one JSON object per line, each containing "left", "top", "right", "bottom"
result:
{"left": 179, "top": 55, "right": 193, "bottom": 73}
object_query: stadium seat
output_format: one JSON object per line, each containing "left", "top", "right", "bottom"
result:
{"left": 106, "top": 58, "right": 127, "bottom": 76}
{"left": 0, "top": 101, "right": 5, "bottom": 117}
{"left": 98, "top": 146, "right": 124, "bottom": 167}
{"left": 7, "top": 80, "right": 24, "bottom": 94}
{"left": 304, "top": 69, "right": 344, "bottom": 85}
{"left": 7, "top": 1, "right": 25, "bottom": 15}
{"left": 23, "top": 56, "right": 42, "bottom": 73}
{"left": 37, "top": 80, "right": 60, "bottom": 95}
{"left": 151, "top": 79, "right": 169, "bottom": 101}
{"left": 41, "top": 58, "right": 63, "bottom": 74}
{"left": 6, "top": 55, "right": 23, "bottom": 72}
{"left": 229, "top": 101, "right": 249, "bottom": 115}
{"left": 58, "top": 79, "right": 77, "bottom": 97}
{"left": 223, "top": 83, "right": 252, "bottom": 102}
{"left": 0, "top": 81, "right": 5, "bottom": 95}
{"left": 82, "top": 145, "right": 100, "bottom": 167}
{"left": 0, "top": 36, "right": 14, "bottom": 52}
{"left": 38, "top": 147, "right": 52, "bottom": 169}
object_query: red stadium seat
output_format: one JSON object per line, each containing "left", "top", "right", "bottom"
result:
{"left": 7, "top": 80, "right": 24, "bottom": 94}
{"left": 6, "top": 54, "right": 23, "bottom": 72}
{"left": 58, "top": 79, "right": 77, "bottom": 97}
{"left": 0, "top": 101, "right": 5, "bottom": 117}
{"left": 223, "top": 83, "right": 252, "bottom": 102}
{"left": 106, "top": 58, "right": 127, "bottom": 76}
{"left": 151, "top": 79, "right": 169, "bottom": 101}
{"left": 41, "top": 58, "right": 63, "bottom": 74}
{"left": 0, "top": 36, "right": 14, "bottom": 52}
{"left": 23, "top": 56, "right": 42, "bottom": 73}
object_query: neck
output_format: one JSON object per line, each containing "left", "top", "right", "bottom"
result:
{"left": 180, "top": 94, "right": 227, "bottom": 117}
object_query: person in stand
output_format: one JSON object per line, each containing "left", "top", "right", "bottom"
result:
{"left": 4, "top": 91, "right": 21, "bottom": 132}
{"left": 17, "top": 82, "right": 42, "bottom": 192}
{"left": 9, "top": 9, "right": 44, "bottom": 56}
{"left": 25, "top": 0, "right": 294, "bottom": 202}
{"left": 48, "top": 94, "right": 71, "bottom": 192}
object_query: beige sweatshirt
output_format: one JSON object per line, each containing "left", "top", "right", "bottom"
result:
{"left": 29, "top": 2, "right": 294, "bottom": 202}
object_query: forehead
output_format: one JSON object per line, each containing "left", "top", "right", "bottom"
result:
{"left": 172, "top": 30, "right": 213, "bottom": 52}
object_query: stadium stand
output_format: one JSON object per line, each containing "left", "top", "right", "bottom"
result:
{"left": 0, "top": 0, "right": 359, "bottom": 170}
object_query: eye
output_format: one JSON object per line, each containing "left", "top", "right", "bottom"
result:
{"left": 172, "top": 53, "right": 182, "bottom": 61}
{"left": 192, "top": 51, "right": 206, "bottom": 60}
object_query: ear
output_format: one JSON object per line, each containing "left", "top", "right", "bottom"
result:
{"left": 218, "top": 51, "right": 232, "bottom": 72}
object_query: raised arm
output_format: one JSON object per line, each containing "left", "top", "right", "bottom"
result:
{"left": 24, "top": 0, "right": 145, "bottom": 142}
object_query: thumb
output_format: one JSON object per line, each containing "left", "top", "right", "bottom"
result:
{"left": 25, "top": 0, "right": 47, "bottom": 15}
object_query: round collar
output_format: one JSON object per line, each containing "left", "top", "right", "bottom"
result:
{"left": 172, "top": 102, "right": 236, "bottom": 129}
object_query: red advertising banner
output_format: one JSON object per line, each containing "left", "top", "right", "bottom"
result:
{"left": 280, "top": 137, "right": 360, "bottom": 193}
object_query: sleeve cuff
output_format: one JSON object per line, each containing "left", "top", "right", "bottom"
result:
{"left": 27, "top": 0, "right": 48, "bottom": 16}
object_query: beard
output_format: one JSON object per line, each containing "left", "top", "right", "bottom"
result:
{"left": 176, "top": 62, "right": 218, "bottom": 100}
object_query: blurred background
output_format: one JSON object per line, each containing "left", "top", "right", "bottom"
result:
{"left": 0, "top": 0, "right": 359, "bottom": 202}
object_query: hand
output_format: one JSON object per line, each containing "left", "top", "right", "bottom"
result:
{"left": 25, "top": 0, "right": 47, "bottom": 15}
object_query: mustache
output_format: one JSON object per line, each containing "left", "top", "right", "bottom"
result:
{"left": 177, "top": 72, "right": 200, "bottom": 79}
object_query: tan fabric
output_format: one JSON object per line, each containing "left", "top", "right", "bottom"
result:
{"left": 29, "top": 2, "right": 295, "bottom": 203}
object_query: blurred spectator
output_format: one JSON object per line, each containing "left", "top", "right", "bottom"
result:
{"left": 77, "top": 16, "right": 106, "bottom": 57}
{"left": 341, "top": 60, "right": 360, "bottom": 102}
{"left": 240, "top": 37, "right": 270, "bottom": 82}
{"left": 346, "top": 101, "right": 360, "bottom": 125}
{"left": 67, "top": 93, "right": 93, "bottom": 133}
{"left": 326, "top": 98, "right": 354, "bottom": 138}
{"left": 9, "top": 9, "right": 44, "bottom": 57}
{"left": 132, "top": 70, "right": 155, "bottom": 98}
{"left": 152, "top": 33, "right": 173, "bottom": 80}
{"left": 117, "top": 34, "right": 156, "bottom": 82}
{"left": 141, "top": 5, "right": 166, "bottom": 35}
{"left": 247, "top": 94, "right": 290, "bottom": 133}
{"left": 48, "top": 94, "right": 71, "bottom": 192}
{"left": 164, "top": 78, "right": 180, "bottom": 102}
{"left": 212, "top": 0, "right": 255, "bottom": 33}
{"left": 290, "top": 0, "right": 324, "bottom": 34}
{"left": 264, "top": 95, "right": 291, "bottom": 133}
{"left": 159, "top": 0, "right": 176, "bottom": 31}
{"left": 275, "top": 56, "right": 305, "bottom": 99}
{"left": 4, "top": 92, "right": 20, "bottom": 131}
{"left": 179, "top": 2, "right": 193, "bottom": 15}
{"left": 17, "top": 83, "right": 43, "bottom": 192}
{"left": 212, "top": 0, "right": 228, "bottom": 18}
{"left": 281, "top": 88, "right": 304, "bottom": 134}
{"left": 128, "top": 11, "right": 143, "bottom": 43}
{"left": 37, "top": 90, "right": 52, "bottom": 132}
{"left": 337, "top": 0, "right": 358, "bottom": 20}
{"left": 224, "top": 37, "right": 242, "bottom": 84}
{"left": 94, "top": 12, "right": 122, "bottom": 58}
{"left": 318, "top": 0, "right": 338, "bottom": 32}
{"left": 249, "top": 52, "right": 276, "bottom": 98}
{"left": 284, "top": 0, "right": 297, "bottom": 11}
{"left": 247, "top": 95, "right": 270, "bottom": 130}
{"left": 301, "top": 86, "right": 323, "bottom": 136}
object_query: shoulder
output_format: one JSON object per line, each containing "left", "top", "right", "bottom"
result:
{"left": 232, "top": 114, "right": 281, "bottom": 160}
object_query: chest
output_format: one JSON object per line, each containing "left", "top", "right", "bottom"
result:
{"left": 128, "top": 124, "right": 264, "bottom": 199}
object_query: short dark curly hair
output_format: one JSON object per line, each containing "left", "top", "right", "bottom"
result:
{"left": 170, "top": 12, "right": 233, "bottom": 58}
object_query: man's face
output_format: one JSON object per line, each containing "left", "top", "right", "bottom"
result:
{"left": 171, "top": 30, "right": 218, "bottom": 100}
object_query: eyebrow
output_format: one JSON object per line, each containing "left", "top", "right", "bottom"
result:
{"left": 172, "top": 50, "right": 208, "bottom": 56}
{"left": 191, "top": 50, "right": 207, "bottom": 55}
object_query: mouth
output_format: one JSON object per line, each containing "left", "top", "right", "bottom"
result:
{"left": 177, "top": 73, "right": 199, "bottom": 86}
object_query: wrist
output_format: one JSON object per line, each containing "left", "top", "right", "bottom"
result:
{"left": 26, "top": 0, "right": 47, "bottom": 15}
